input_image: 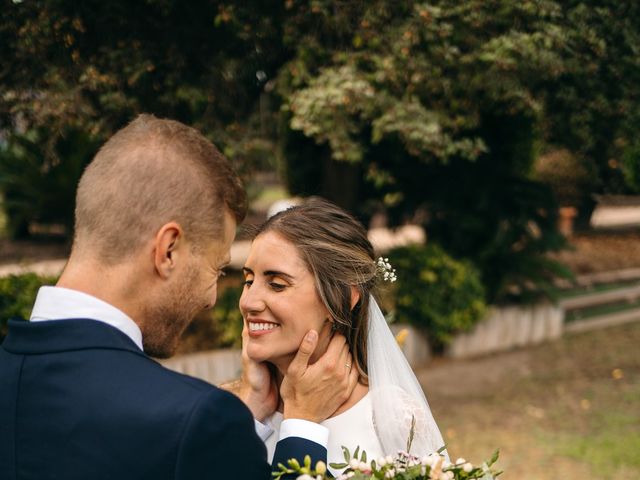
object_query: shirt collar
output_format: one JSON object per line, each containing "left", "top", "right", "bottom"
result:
{"left": 30, "top": 286, "right": 143, "bottom": 351}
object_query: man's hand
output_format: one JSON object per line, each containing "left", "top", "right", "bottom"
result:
{"left": 220, "top": 326, "right": 278, "bottom": 421}
{"left": 280, "top": 330, "right": 359, "bottom": 423}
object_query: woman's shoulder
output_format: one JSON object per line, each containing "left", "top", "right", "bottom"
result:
{"left": 329, "top": 382, "right": 369, "bottom": 417}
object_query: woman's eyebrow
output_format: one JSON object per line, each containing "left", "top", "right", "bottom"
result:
{"left": 242, "top": 267, "right": 295, "bottom": 282}
{"left": 264, "top": 270, "right": 295, "bottom": 281}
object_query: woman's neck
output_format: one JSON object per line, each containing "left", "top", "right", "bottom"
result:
{"left": 273, "top": 367, "right": 369, "bottom": 417}
{"left": 271, "top": 323, "right": 368, "bottom": 416}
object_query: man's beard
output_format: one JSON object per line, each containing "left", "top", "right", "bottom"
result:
{"left": 142, "top": 264, "right": 204, "bottom": 358}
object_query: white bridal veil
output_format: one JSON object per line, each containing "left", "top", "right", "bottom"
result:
{"left": 367, "top": 296, "right": 448, "bottom": 459}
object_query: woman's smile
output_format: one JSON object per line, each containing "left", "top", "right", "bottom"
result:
{"left": 247, "top": 318, "right": 281, "bottom": 336}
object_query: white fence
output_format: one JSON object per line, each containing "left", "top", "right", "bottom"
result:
{"left": 160, "top": 349, "right": 242, "bottom": 386}
{"left": 445, "top": 303, "right": 563, "bottom": 358}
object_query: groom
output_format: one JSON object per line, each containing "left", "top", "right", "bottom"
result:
{"left": 0, "top": 115, "right": 357, "bottom": 479}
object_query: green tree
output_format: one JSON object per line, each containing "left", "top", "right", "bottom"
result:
{"left": 542, "top": 1, "right": 640, "bottom": 195}
{"left": 278, "top": 1, "right": 577, "bottom": 300}
{"left": 0, "top": 0, "right": 293, "bottom": 176}
{"left": 0, "top": 0, "right": 298, "bottom": 238}
{"left": 2, "top": 0, "right": 639, "bottom": 301}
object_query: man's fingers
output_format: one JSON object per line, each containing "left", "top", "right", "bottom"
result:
{"left": 241, "top": 325, "right": 249, "bottom": 346}
{"left": 338, "top": 341, "right": 350, "bottom": 364}
{"left": 240, "top": 326, "right": 250, "bottom": 362}
{"left": 288, "top": 330, "right": 318, "bottom": 377}
{"left": 346, "top": 357, "right": 359, "bottom": 395}
{"left": 325, "top": 332, "right": 347, "bottom": 358}
{"left": 337, "top": 350, "right": 358, "bottom": 404}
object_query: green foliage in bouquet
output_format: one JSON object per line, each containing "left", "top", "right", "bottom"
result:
{"left": 388, "top": 245, "right": 486, "bottom": 351}
{"left": 0, "top": 273, "right": 57, "bottom": 340}
{"left": 273, "top": 447, "right": 501, "bottom": 480}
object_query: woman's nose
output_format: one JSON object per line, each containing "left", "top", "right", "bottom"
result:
{"left": 239, "top": 283, "right": 265, "bottom": 314}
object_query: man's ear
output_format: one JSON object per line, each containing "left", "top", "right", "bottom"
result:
{"left": 153, "top": 222, "right": 184, "bottom": 279}
{"left": 350, "top": 286, "right": 361, "bottom": 310}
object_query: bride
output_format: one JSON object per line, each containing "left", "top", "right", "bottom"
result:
{"left": 239, "top": 197, "right": 446, "bottom": 476}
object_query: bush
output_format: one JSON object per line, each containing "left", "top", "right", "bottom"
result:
{"left": 388, "top": 244, "right": 486, "bottom": 351}
{"left": 0, "top": 273, "right": 57, "bottom": 340}
{"left": 212, "top": 283, "right": 245, "bottom": 348}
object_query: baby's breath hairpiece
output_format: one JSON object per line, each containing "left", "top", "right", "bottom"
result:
{"left": 376, "top": 257, "right": 397, "bottom": 283}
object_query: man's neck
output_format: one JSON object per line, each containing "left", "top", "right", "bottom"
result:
{"left": 56, "top": 255, "right": 145, "bottom": 330}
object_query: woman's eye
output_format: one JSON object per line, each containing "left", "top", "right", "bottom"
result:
{"left": 269, "top": 282, "right": 286, "bottom": 291}
{"left": 243, "top": 279, "right": 253, "bottom": 287}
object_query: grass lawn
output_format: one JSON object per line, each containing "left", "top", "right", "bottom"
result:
{"left": 418, "top": 321, "right": 640, "bottom": 479}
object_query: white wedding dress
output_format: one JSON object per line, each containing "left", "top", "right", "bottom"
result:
{"left": 264, "top": 297, "right": 446, "bottom": 477}
{"left": 264, "top": 392, "right": 383, "bottom": 477}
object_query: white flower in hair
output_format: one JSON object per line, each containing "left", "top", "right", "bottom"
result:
{"left": 377, "top": 257, "right": 397, "bottom": 283}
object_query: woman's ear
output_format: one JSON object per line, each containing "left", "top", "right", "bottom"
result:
{"left": 350, "top": 286, "right": 361, "bottom": 310}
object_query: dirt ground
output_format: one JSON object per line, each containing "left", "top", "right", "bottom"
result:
{"left": 418, "top": 321, "right": 640, "bottom": 479}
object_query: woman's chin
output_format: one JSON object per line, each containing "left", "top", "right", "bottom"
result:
{"left": 247, "top": 345, "right": 296, "bottom": 367}
{"left": 246, "top": 344, "right": 279, "bottom": 363}
{"left": 246, "top": 348, "right": 270, "bottom": 364}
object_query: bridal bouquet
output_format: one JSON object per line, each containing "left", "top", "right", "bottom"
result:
{"left": 273, "top": 447, "right": 501, "bottom": 480}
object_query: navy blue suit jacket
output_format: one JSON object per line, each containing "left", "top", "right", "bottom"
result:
{"left": 0, "top": 319, "right": 326, "bottom": 480}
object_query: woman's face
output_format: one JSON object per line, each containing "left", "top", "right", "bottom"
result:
{"left": 239, "top": 231, "right": 330, "bottom": 365}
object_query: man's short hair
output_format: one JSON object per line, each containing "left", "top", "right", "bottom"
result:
{"left": 74, "top": 114, "right": 247, "bottom": 263}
